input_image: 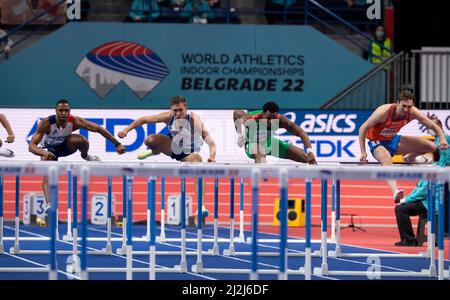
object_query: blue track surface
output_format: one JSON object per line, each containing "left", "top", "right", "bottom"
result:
{"left": 0, "top": 223, "right": 448, "bottom": 280}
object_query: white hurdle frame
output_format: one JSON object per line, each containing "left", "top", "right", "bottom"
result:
{"left": 320, "top": 177, "right": 447, "bottom": 279}
{"left": 0, "top": 161, "right": 448, "bottom": 280}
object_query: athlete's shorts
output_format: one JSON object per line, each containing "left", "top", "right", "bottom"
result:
{"left": 368, "top": 134, "right": 402, "bottom": 156}
{"left": 42, "top": 138, "right": 76, "bottom": 160}
{"left": 170, "top": 151, "right": 199, "bottom": 161}
{"left": 245, "top": 136, "right": 290, "bottom": 159}
{"left": 167, "top": 133, "right": 200, "bottom": 162}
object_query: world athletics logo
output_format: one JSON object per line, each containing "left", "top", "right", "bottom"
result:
{"left": 76, "top": 41, "right": 169, "bottom": 99}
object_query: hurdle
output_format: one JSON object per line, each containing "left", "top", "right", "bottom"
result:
{"left": 329, "top": 169, "right": 439, "bottom": 259}
{"left": 131, "top": 176, "right": 215, "bottom": 258}
{"left": 102, "top": 176, "right": 113, "bottom": 254}
{"left": 116, "top": 176, "right": 128, "bottom": 255}
{"left": 192, "top": 177, "right": 205, "bottom": 272}
{"left": 330, "top": 179, "right": 336, "bottom": 243}
{"left": 327, "top": 178, "right": 438, "bottom": 271}
{"left": 12, "top": 168, "right": 115, "bottom": 256}
{"left": 209, "top": 177, "right": 220, "bottom": 255}
{"left": 223, "top": 175, "right": 322, "bottom": 259}
{"left": 311, "top": 164, "right": 447, "bottom": 280}
{"left": 192, "top": 167, "right": 309, "bottom": 277}
{"left": 63, "top": 169, "right": 72, "bottom": 241}
{"left": 0, "top": 164, "right": 63, "bottom": 276}
{"left": 78, "top": 174, "right": 196, "bottom": 277}
{"left": 0, "top": 174, "right": 45, "bottom": 273}
{"left": 10, "top": 176, "right": 20, "bottom": 254}
{"left": 152, "top": 176, "right": 246, "bottom": 246}
{"left": 142, "top": 176, "right": 155, "bottom": 242}
{"left": 238, "top": 177, "right": 246, "bottom": 242}
{"left": 48, "top": 166, "right": 58, "bottom": 280}
{"left": 223, "top": 177, "right": 236, "bottom": 256}
{"left": 316, "top": 167, "right": 448, "bottom": 279}
{"left": 0, "top": 161, "right": 448, "bottom": 280}
{"left": 0, "top": 176, "right": 4, "bottom": 254}
{"left": 159, "top": 176, "right": 166, "bottom": 242}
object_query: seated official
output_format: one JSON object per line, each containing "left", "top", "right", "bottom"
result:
{"left": 395, "top": 116, "right": 450, "bottom": 246}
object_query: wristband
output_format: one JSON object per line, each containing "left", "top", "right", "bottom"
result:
{"left": 306, "top": 148, "right": 313, "bottom": 154}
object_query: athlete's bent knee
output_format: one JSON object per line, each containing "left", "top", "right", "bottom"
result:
{"left": 145, "top": 135, "right": 157, "bottom": 148}
{"left": 190, "top": 153, "right": 202, "bottom": 162}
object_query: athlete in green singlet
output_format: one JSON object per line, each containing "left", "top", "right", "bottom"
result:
{"left": 233, "top": 101, "right": 317, "bottom": 164}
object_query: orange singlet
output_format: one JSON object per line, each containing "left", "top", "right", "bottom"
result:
{"left": 367, "top": 104, "right": 411, "bottom": 141}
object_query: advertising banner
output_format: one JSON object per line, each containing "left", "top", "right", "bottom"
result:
{"left": 1, "top": 109, "right": 446, "bottom": 163}
{"left": 0, "top": 23, "right": 372, "bottom": 109}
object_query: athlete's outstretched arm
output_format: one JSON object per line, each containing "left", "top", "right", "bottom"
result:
{"left": 0, "top": 114, "right": 15, "bottom": 143}
{"left": 118, "top": 112, "right": 171, "bottom": 138}
{"left": 279, "top": 115, "right": 316, "bottom": 164}
{"left": 411, "top": 108, "right": 449, "bottom": 150}
{"left": 28, "top": 119, "right": 56, "bottom": 160}
{"left": 191, "top": 113, "right": 216, "bottom": 162}
{"left": 358, "top": 105, "right": 389, "bottom": 164}
{"left": 74, "top": 117, "right": 126, "bottom": 154}
{"left": 233, "top": 110, "right": 247, "bottom": 132}
{"left": 279, "top": 115, "right": 312, "bottom": 148}
{"left": 202, "top": 126, "right": 217, "bottom": 162}
{"left": 233, "top": 110, "right": 248, "bottom": 147}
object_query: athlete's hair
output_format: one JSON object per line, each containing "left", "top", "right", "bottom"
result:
{"left": 262, "top": 101, "right": 279, "bottom": 113}
{"left": 56, "top": 99, "right": 70, "bottom": 107}
{"left": 398, "top": 88, "right": 415, "bottom": 102}
{"left": 170, "top": 96, "right": 187, "bottom": 107}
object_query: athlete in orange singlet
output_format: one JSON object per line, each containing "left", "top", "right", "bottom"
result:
{"left": 358, "top": 88, "right": 449, "bottom": 203}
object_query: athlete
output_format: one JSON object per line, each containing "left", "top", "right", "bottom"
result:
{"left": 118, "top": 96, "right": 216, "bottom": 163}
{"left": 0, "top": 113, "right": 15, "bottom": 157}
{"left": 233, "top": 101, "right": 316, "bottom": 164}
{"left": 28, "top": 99, "right": 126, "bottom": 209}
{"left": 358, "top": 88, "right": 449, "bottom": 203}
{"left": 118, "top": 96, "right": 216, "bottom": 218}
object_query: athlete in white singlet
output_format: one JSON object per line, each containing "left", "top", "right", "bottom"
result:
{"left": 118, "top": 96, "right": 216, "bottom": 218}
{"left": 28, "top": 99, "right": 126, "bottom": 210}
{"left": 118, "top": 96, "right": 216, "bottom": 163}
{"left": 0, "top": 113, "right": 15, "bottom": 157}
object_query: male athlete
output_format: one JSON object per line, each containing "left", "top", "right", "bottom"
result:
{"left": 28, "top": 99, "right": 126, "bottom": 209}
{"left": 394, "top": 116, "right": 450, "bottom": 246}
{"left": 0, "top": 113, "right": 15, "bottom": 157}
{"left": 233, "top": 101, "right": 316, "bottom": 164}
{"left": 358, "top": 88, "right": 449, "bottom": 203}
{"left": 118, "top": 96, "right": 216, "bottom": 163}
{"left": 118, "top": 96, "right": 216, "bottom": 219}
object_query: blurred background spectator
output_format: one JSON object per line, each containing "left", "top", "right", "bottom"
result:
{"left": 265, "top": 0, "right": 297, "bottom": 25}
{"left": 181, "top": 0, "right": 213, "bottom": 24}
{"left": 207, "top": 0, "right": 220, "bottom": 9}
{"left": 80, "top": 0, "right": 91, "bottom": 21}
{"left": 128, "top": 0, "right": 161, "bottom": 22}
{"left": 156, "top": 0, "right": 171, "bottom": 7}
{"left": 170, "top": 0, "right": 190, "bottom": 9}
{"left": 0, "top": 26, "right": 14, "bottom": 60}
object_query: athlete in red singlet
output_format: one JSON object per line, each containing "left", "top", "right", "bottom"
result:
{"left": 358, "top": 88, "right": 449, "bottom": 203}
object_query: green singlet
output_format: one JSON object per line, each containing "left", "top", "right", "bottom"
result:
{"left": 244, "top": 110, "right": 291, "bottom": 159}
